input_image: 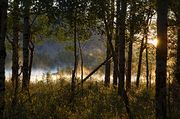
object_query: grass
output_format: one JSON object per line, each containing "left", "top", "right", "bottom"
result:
{"left": 4, "top": 79, "right": 180, "bottom": 119}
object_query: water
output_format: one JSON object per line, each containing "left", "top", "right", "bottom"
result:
{"left": 5, "top": 69, "right": 58, "bottom": 83}
{"left": 5, "top": 69, "right": 150, "bottom": 84}
{"left": 5, "top": 68, "right": 105, "bottom": 83}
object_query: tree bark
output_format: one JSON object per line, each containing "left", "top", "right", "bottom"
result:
{"left": 136, "top": 37, "right": 144, "bottom": 88}
{"left": 80, "top": 55, "right": 112, "bottom": 84}
{"left": 145, "top": 32, "right": 149, "bottom": 90}
{"left": 105, "top": 40, "right": 111, "bottom": 86}
{"left": 113, "top": 34, "right": 118, "bottom": 86}
{"left": 175, "top": 2, "right": 180, "bottom": 85}
{"left": 11, "top": 0, "right": 20, "bottom": 108}
{"left": 0, "top": 0, "right": 8, "bottom": 118}
{"left": 105, "top": 0, "right": 114, "bottom": 86}
{"left": 113, "top": 0, "right": 119, "bottom": 86}
{"left": 136, "top": 8, "right": 152, "bottom": 88}
{"left": 118, "top": 0, "right": 127, "bottom": 95}
{"left": 22, "top": 0, "right": 30, "bottom": 91}
{"left": 71, "top": 9, "right": 78, "bottom": 102}
{"left": 28, "top": 40, "right": 34, "bottom": 83}
{"left": 156, "top": 0, "right": 168, "bottom": 118}
{"left": 126, "top": 0, "right": 135, "bottom": 90}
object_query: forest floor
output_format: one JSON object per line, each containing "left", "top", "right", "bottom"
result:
{"left": 4, "top": 79, "right": 180, "bottom": 119}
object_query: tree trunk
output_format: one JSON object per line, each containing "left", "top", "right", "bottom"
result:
{"left": 126, "top": 1, "right": 135, "bottom": 90}
{"left": 113, "top": 0, "right": 119, "bottom": 86}
{"left": 175, "top": 2, "right": 180, "bottom": 85}
{"left": 118, "top": 0, "right": 127, "bottom": 95}
{"left": 149, "top": 65, "right": 152, "bottom": 88}
{"left": 11, "top": 0, "right": 20, "bottom": 108}
{"left": 156, "top": 0, "right": 168, "bottom": 118}
{"left": 78, "top": 38, "right": 84, "bottom": 92}
{"left": 136, "top": 4, "right": 152, "bottom": 88}
{"left": 113, "top": 30, "right": 118, "bottom": 86}
{"left": 71, "top": 10, "right": 78, "bottom": 102}
{"left": 136, "top": 37, "right": 144, "bottom": 88}
{"left": 105, "top": 0, "right": 114, "bottom": 86}
{"left": 0, "top": 0, "right": 8, "bottom": 118}
{"left": 145, "top": 33, "right": 149, "bottom": 90}
{"left": 22, "top": 0, "right": 30, "bottom": 91}
{"left": 28, "top": 40, "right": 34, "bottom": 83}
{"left": 127, "top": 40, "right": 133, "bottom": 90}
{"left": 105, "top": 40, "right": 111, "bottom": 86}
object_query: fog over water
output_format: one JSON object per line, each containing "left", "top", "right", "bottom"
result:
{"left": 5, "top": 68, "right": 106, "bottom": 83}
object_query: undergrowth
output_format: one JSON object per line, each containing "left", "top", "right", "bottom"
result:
{"left": 4, "top": 79, "right": 180, "bottom": 119}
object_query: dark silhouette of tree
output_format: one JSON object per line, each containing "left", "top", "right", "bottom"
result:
{"left": 22, "top": 0, "right": 31, "bottom": 91}
{"left": 136, "top": 1, "right": 154, "bottom": 88}
{"left": 0, "top": 0, "right": 8, "bottom": 118}
{"left": 156, "top": 0, "right": 168, "bottom": 118}
{"left": 104, "top": 0, "right": 115, "bottom": 86}
{"left": 126, "top": 0, "right": 135, "bottom": 90}
{"left": 71, "top": 8, "right": 77, "bottom": 103}
{"left": 118, "top": 0, "right": 127, "bottom": 95}
{"left": 174, "top": 1, "right": 180, "bottom": 85}
{"left": 113, "top": 0, "right": 119, "bottom": 86}
{"left": 11, "top": 0, "right": 20, "bottom": 108}
{"left": 136, "top": 36, "right": 145, "bottom": 87}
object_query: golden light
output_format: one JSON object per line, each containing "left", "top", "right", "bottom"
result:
{"left": 148, "top": 39, "right": 158, "bottom": 47}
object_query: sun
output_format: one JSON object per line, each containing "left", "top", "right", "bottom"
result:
{"left": 148, "top": 39, "right": 158, "bottom": 47}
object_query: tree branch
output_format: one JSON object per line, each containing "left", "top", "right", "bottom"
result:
{"left": 78, "top": 54, "right": 112, "bottom": 85}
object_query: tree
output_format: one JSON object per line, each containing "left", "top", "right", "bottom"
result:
{"left": 118, "top": 0, "right": 127, "bottom": 95}
{"left": 135, "top": 1, "right": 154, "bottom": 88}
{"left": 126, "top": 0, "right": 135, "bottom": 90}
{"left": 113, "top": 0, "right": 119, "bottom": 86}
{"left": 104, "top": 0, "right": 115, "bottom": 86}
{"left": 22, "top": 0, "right": 31, "bottom": 91}
{"left": 11, "top": 0, "right": 20, "bottom": 107}
{"left": 174, "top": 1, "right": 180, "bottom": 85}
{"left": 156, "top": 0, "right": 168, "bottom": 118}
{"left": 89, "top": 0, "right": 115, "bottom": 86}
{"left": 0, "top": 0, "right": 8, "bottom": 118}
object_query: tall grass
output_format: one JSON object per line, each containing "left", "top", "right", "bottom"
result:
{"left": 4, "top": 79, "right": 180, "bottom": 119}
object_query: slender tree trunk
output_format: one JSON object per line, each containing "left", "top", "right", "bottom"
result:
{"left": 149, "top": 65, "right": 152, "bottom": 88}
{"left": 127, "top": 41, "right": 133, "bottom": 89}
{"left": 113, "top": 28, "right": 118, "bottom": 86}
{"left": 78, "top": 38, "right": 84, "bottom": 93}
{"left": 11, "top": 0, "right": 20, "bottom": 108}
{"left": 145, "top": 9, "right": 153, "bottom": 90}
{"left": 118, "top": 0, "right": 127, "bottom": 95}
{"left": 156, "top": 0, "right": 168, "bottom": 118}
{"left": 113, "top": 0, "right": 119, "bottom": 86}
{"left": 167, "top": 74, "right": 171, "bottom": 118}
{"left": 71, "top": 10, "right": 78, "bottom": 102}
{"left": 126, "top": 1, "right": 135, "bottom": 90}
{"left": 80, "top": 55, "right": 112, "bottom": 84}
{"left": 105, "top": 0, "right": 114, "bottom": 86}
{"left": 136, "top": 5, "right": 152, "bottom": 88}
{"left": 136, "top": 37, "right": 144, "bottom": 88}
{"left": 175, "top": 3, "right": 180, "bottom": 85}
{"left": 22, "top": 1, "right": 30, "bottom": 91}
{"left": 145, "top": 34, "right": 149, "bottom": 90}
{"left": 127, "top": 40, "right": 133, "bottom": 90}
{"left": 0, "top": 0, "right": 8, "bottom": 118}
{"left": 105, "top": 40, "right": 111, "bottom": 86}
{"left": 28, "top": 40, "right": 34, "bottom": 82}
